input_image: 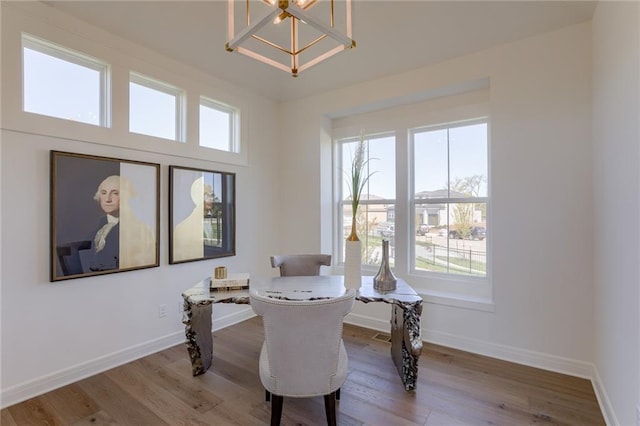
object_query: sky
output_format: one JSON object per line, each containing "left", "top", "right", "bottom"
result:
{"left": 24, "top": 47, "right": 101, "bottom": 125}
{"left": 25, "top": 40, "right": 487, "bottom": 202}
{"left": 341, "top": 122, "right": 488, "bottom": 200}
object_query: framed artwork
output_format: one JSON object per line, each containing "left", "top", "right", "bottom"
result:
{"left": 169, "top": 165, "right": 236, "bottom": 264}
{"left": 50, "top": 151, "right": 160, "bottom": 282}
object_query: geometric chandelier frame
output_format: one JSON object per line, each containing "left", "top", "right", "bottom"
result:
{"left": 226, "top": 0, "right": 355, "bottom": 77}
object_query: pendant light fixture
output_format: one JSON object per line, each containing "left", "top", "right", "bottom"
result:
{"left": 226, "top": 0, "right": 355, "bottom": 77}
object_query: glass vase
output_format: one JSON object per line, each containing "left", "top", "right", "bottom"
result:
{"left": 373, "top": 239, "right": 396, "bottom": 291}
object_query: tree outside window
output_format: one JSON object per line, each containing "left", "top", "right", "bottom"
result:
{"left": 413, "top": 121, "right": 488, "bottom": 277}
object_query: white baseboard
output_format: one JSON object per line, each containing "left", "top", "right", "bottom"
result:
{"left": 424, "top": 328, "right": 594, "bottom": 379}
{"left": 1, "top": 308, "right": 256, "bottom": 409}
{"left": 591, "top": 367, "right": 619, "bottom": 426}
{"left": 1, "top": 330, "right": 184, "bottom": 409}
{"left": 346, "top": 312, "right": 614, "bottom": 423}
{"left": 346, "top": 312, "right": 593, "bottom": 378}
{"left": 345, "top": 311, "right": 389, "bottom": 333}
{"left": 211, "top": 308, "right": 256, "bottom": 332}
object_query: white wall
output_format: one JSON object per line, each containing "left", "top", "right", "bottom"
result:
{"left": 280, "top": 22, "right": 596, "bottom": 379}
{"left": 0, "top": 3, "right": 281, "bottom": 407}
{"left": 3, "top": 2, "right": 637, "bottom": 423}
{"left": 592, "top": 2, "right": 640, "bottom": 425}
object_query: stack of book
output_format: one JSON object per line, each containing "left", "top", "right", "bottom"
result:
{"left": 210, "top": 272, "right": 250, "bottom": 292}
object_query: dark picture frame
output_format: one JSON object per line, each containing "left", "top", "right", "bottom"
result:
{"left": 50, "top": 151, "right": 160, "bottom": 282}
{"left": 169, "top": 165, "right": 236, "bottom": 264}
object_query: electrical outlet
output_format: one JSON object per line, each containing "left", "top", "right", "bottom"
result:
{"left": 158, "top": 304, "right": 167, "bottom": 318}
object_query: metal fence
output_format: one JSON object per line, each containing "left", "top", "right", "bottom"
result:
{"left": 420, "top": 244, "right": 486, "bottom": 275}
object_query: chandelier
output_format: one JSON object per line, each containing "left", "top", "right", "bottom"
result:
{"left": 226, "top": 0, "right": 355, "bottom": 77}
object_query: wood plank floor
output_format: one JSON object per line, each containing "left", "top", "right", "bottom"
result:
{"left": 2, "top": 317, "right": 605, "bottom": 425}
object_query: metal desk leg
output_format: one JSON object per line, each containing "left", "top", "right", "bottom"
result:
{"left": 182, "top": 298, "right": 213, "bottom": 376}
{"left": 390, "top": 301, "right": 423, "bottom": 391}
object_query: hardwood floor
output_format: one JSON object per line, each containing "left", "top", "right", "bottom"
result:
{"left": 2, "top": 317, "right": 605, "bottom": 425}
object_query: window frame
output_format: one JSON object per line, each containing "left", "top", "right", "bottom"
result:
{"left": 11, "top": 29, "right": 250, "bottom": 167}
{"left": 129, "top": 71, "right": 185, "bottom": 142}
{"left": 332, "top": 92, "right": 492, "bottom": 309}
{"left": 199, "top": 96, "right": 240, "bottom": 153}
{"left": 336, "top": 132, "right": 397, "bottom": 270}
{"left": 409, "top": 118, "right": 489, "bottom": 279}
{"left": 21, "top": 33, "right": 110, "bottom": 127}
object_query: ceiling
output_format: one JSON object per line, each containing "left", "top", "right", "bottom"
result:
{"left": 44, "top": 1, "right": 597, "bottom": 103}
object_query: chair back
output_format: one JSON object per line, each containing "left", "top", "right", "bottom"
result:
{"left": 270, "top": 254, "right": 331, "bottom": 276}
{"left": 250, "top": 289, "right": 355, "bottom": 397}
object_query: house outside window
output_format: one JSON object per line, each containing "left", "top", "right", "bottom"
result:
{"left": 338, "top": 133, "right": 396, "bottom": 266}
{"left": 333, "top": 89, "right": 491, "bottom": 306}
{"left": 411, "top": 120, "right": 488, "bottom": 277}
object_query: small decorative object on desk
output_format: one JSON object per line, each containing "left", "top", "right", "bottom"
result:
{"left": 214, "top": 266, "right": 227, "bottom": 279}
{"left": 210, "top": 272, "right": 250, "bottom": 292}
{"left": 373, "top": 239, "right": 397, "bottom": 291}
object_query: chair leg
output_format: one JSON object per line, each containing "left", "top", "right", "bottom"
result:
{"left": 265, "top": 389, "right": 271, "bottom": 402}
{"left": 336, "top": 387, "right": 340, "bottom": 401}
{"left": 271, "top": 394, "right": 283, "bottom": 426}
{"left": 324, "top": 391, "right": 337, "bottom": 426}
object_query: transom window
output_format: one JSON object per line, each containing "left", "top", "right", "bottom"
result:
{"left": 129, "top": 72, "right": 184, "bottom": 141}
{"left": 199, "top": 97, "right": 239, "bottom": 153}
{"left": 19, "top": 34, "right": 246, "bottom": 164}
{"left": 22, "top": 33, "right": 108, "bottom": 126}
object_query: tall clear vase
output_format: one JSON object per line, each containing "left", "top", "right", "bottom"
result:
{"left": 373, "top": 239, "right": 396, "bottom": 291}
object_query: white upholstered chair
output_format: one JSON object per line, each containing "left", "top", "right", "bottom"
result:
{"left": 270, "top": 254, "right": 331, "bottom": 276}
{"left": 250, "top": 289, "right": 355, "bottom": 426}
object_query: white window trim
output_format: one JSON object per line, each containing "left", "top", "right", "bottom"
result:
{"left": 409, "top": 118, "right": 489, "bottom": 278}
{"left": 199, "top": 96, "right": 240, "bottom": 153}
{"left": 335, "top": 131, "right": 396, "bottom": 272}
{"left": 6, "top": 18, "right": 249, "bottom": 167}
{"left": 129, "top": 71, "right": 185, "bottom": 142}
{"left": 332, "top": 90, "right": 493, "bottom": 308}
{"left": 21, "top": 32, "right": 110, "bottom": 127}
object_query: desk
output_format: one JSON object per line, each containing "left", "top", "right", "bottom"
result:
{"left": 182, "top": 275, "right": 423, "bottom": 391}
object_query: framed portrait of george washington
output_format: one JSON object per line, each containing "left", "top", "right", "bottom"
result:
{"left": 169, "top": 165, "right": 236, "bottom": 264}
{"left": 50, "top": 151, "right": 160, "bottom": 281}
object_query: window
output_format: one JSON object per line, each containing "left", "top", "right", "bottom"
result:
{"left": 199, "top": 97, "right": 239, "bottom": 152}
{"left": 333, "top": 90, "right": 492, "bottom": 307}
{"left": 338, "top": 133, "right": 396, "bottom": 266}
{"left": 412, "top": 120, "right": 488, "bottom": 277}
{"left": 22, "top": 34, "right": 108, "bottom": 126}
{"left": 129, "top": 72, "right": 184, "bottom": 141}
